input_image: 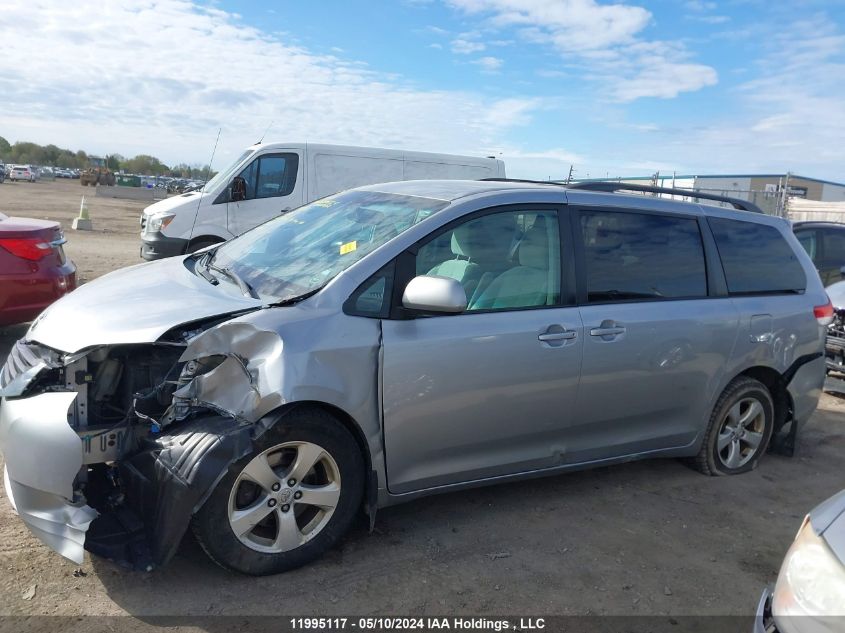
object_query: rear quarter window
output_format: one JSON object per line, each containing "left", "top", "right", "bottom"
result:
{"left": 708, "top": 217, "right": 806, "bottom": 295}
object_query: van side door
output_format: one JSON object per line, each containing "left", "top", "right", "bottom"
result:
{"left": 569, "top": 206, "right": 738, "bottom": 462}
{"left": 227, "top": 152, "right": 303, "bottom": 236}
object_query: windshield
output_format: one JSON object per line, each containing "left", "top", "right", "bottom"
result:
{"left": 210, "top": 189, "right": 449, "bottom": 302}
{"left": 202, "top": 149, "right": 253, "bottom": 192}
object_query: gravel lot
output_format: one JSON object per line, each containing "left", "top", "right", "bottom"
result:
{"left": 0, "top": 180, "right": 843, "bottom": 620}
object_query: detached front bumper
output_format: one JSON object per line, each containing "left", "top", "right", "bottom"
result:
{"left": 1, "top": 390, "right": 256, "bottom": 569}
{"left": 0, "top": 392, "right": 97, "bottom": 564}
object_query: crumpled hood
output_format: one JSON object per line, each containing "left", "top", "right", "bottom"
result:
{"left": 26, "top": 256, "right": 262, "bottom": 353}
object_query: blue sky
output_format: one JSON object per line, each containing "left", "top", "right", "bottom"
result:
{"left": 1, "top": 0, "right": 843, "bottom": 181}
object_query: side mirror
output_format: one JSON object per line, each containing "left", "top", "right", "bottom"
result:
{"left": 839, "top": 265, "right": 845, "bottom": 279}
{"left": 402, "top": 275, "right": 467, "bottom": 314}
{"left": 230, "top": 176, "right": 247, "bottom": 202}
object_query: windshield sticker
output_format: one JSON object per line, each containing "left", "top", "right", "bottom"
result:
{"left": 339, "top": 241, "right": 357, "bottom": 255}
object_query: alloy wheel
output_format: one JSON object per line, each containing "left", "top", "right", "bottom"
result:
{"left": 716, "top": 397, "right": 766, "bottom": 469}
{"left": 227, "top": 441, "right": 341, "bottom": 553}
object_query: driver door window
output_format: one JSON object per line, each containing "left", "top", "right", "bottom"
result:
{"left": 414, "top": 210, "right": 561, "bottom": 311}
{"left": 236, "top": 153, "right": 298, "bottom": 201}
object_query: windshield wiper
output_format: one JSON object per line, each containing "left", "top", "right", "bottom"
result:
{"left": 269, "top": 286, "right": 323, "bottom": 307}
{"left": 194, "top": 252, "right": 219, "bottom": 286}
{"left": 207, "top": 261, "right": 259, "bottom": 299}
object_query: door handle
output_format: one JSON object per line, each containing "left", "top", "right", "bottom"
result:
{"left": 538, "top": 331, "right": 577, "bottom": 342}
{"left": 590, "top": 327, "right": 625, "bottom": 336}
{"left": 538, "top": 325, "right": 577, "bottom": 347}
{"left": 589, "top": 320, "right": 626, "bottom": 340}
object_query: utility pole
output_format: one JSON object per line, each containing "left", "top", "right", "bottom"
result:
{"left": 565, "top": 164, "right": 574, "bottom": 184}
{"left": 778, "top": 172, "right": 792, "bottom": 218}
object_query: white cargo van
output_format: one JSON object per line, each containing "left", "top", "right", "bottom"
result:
{"left": 140, "top": 142, "right": 506, "bottom": 260}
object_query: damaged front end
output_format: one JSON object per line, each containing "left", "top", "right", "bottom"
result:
{"left": 0, "top": 317, "right": 283, "bottom": 569}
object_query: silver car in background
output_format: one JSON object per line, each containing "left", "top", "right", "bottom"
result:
{"left": 755, "top": 489, "right": 845, "bottom": 632}
{"left": 0, "top": 179, "right": 831, "bottom": 575}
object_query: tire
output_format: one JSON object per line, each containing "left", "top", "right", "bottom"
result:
{"left": 186, "top": 238, "right": 222, "bottom": 254}
{"left": 689, "top": 377, "right": 774, "bottom": 476}
{"left": 191, "top": 408, "right": 365, "bottom": 575}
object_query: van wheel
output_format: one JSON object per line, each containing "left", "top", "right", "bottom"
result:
{"left": 689, "top": 377, "right": 774, "bottom": 476}
{"left": 186, "top": 238, "right": 222, "bottom": 254}
{"left": 191, "top": 408, "right": 364, "bottom": 575}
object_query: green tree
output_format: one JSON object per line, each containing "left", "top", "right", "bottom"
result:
{"left": 106, "top": 154, "right": 124, "bottom": 171}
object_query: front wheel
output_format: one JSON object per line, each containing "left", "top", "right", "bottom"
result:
{"left": 690, "top": 377, "right": 774, "bottom": 476}
{"left": 192, "top": 408, "right": 365, "bottom": 575}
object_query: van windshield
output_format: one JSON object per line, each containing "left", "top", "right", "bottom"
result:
{"left": 201, "top": 149, "right": 253, "bottom": 192}
{"left": 208, "top": 189, "right": 448, "bottom": 302}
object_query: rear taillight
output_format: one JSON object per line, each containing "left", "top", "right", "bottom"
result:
{"left": 0, "top": 237, "right": 52, "bottom": 261}
{"left": 814, "top": 298, "right": 835, "bottom": 326}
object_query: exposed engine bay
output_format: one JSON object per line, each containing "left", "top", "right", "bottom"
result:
{"left": 0, "top": 314, "right": 282, "bottom": 569}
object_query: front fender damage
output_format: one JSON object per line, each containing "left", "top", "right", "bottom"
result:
{"left": 172, "top": 322, "right": 285, "bottom": 423}
{"left": 89, "top": 322, "right": 289, "bottom": 568}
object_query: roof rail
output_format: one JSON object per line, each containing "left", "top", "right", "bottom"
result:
{"left": 567, "top": 181, "right": 764, "bottom": 213}
{"left": 479, "top": 178, "right": 764, "bottom": 213}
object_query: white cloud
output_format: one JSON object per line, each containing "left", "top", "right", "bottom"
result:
{"left": 449, "top": 0, "right": 650, "bottom": 51}
{"left": 497, "top": 147, "right": 584, "bottom": 179}
{"left": 451, "top": 32, "right": 486, "bottom": 54}
{"left": 0, "top": 0, "right": 538, "bottom": 167}
{"left": 586, "top": 16, "right": 845, "bottom": 180}
{"left": 471, "top": 56, "right": 504, "bottom": 72}
{"left": 612, "top": 62, "right": 718, "bottom": 101}
{"left": 686, "top": 14, "right": 730, "bottom": 24}
{"left": 452, "top": 38, "right": 487, "bottom": 53}
{"left": 684, "top": 1, "right": 716, "bottom": 12}
{"left": 445, "top": 0, "right": 718, "bottom": 100}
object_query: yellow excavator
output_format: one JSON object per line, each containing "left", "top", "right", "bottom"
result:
{"left": 80, "top": 156, "right": 116, "bottom": 187}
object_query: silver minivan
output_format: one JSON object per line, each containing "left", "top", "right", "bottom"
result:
{"left": 0, "top": 180, "right": 830, "bottom": 575}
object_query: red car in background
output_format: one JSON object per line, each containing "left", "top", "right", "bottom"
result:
{"left": 0, "top": 213, "right": 76, "bottom": 327}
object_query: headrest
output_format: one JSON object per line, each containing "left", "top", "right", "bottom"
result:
{"left": 451, "top": 214, "right": 516, "bottom": 260}
{"left": 518, "top": 225, "right": 549, "bottom": 269}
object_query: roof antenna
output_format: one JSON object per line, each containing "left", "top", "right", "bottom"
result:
{"left": 257, "top": 120, "right": 274, "bottom": 145}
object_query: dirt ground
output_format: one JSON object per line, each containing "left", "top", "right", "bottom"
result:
{"left": 0, "top": 180, "right": 843, "bottom": 620}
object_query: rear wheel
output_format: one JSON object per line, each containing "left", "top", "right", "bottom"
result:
{"left": 690, "top": 377, "right": 774, "bottom": 476}
{"left": 192, "top": 408, "right": 364, "bottom": 575}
